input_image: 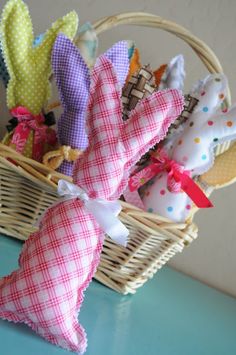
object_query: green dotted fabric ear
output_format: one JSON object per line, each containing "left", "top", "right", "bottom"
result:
{"left": 0, "top": 0, "right": 78, "bottom": 114}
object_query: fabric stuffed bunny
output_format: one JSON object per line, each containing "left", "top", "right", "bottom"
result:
{"left": 53, "top": 34, "right": 136, "bottom": 176}
{"left": 0, "top": 35, "right": 184, "bottom": 353}
{"left": 0, "top": 0, "right": 78, "bottom": 161}
{"left": 141, "top": 73, "right": 236, "bottom": 222}
{"left": 155, "top": 54, "right": 185, "bottom": 91}
{"left": 52, "top": 32, "right": 90, "bottom": 176}
{"left": 122, "top": 54, "right": 186, "bottom": 208}
{"left": 0, "top": 0, "right": 78, "bottom": 114}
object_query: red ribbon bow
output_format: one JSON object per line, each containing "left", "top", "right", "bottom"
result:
{"left": 10, "top": 106, "right": 57, "bottom": 162}
{"left": 129, "top": 149, "right": 213, "bottom": 209}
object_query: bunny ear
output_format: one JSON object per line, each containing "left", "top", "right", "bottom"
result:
{"left": 200, "top": 142, "right": 236, "bottom": 188}
{"left": 126, "top": 44, "right": 141, "bottom": 81}
{"left": 190, "top": 73, "right": 228, "bottom": 114}
{"left": 159, "top": 54, "right": 185, "bottom": 91}
{"left": 74, "top": 22, "right": 98, "bottom": 68}
{"left": 205, "top": 104, "right": 236, "bottom": 145}
{"left": 0, "top": 0, "right": 33, "bottom": 108}
{"left": 52, "top": 34, "right": 90, "bottom": 112}
{"left": 86, "top": 43, "right": 129, "bottom": 141}
{"left": 121, "top": 89, "right": 184, "bottom": 174}
{"left": 32, "top": 11, "right": 78, "bottom": 114}
{"left": 52, "top": 34, "right": 90, "bottom": 175}
{"left": 0, "top": 0, "right": 33, "bottom": 70}
{"left": 104, "top": 41, "right": 129, "bottom": 87}
{"left": 85, "top": 54, "right": 124, "bottom": 145}
{"left": 33, "top": 33, "right": 44, "bottom": 48}
{"left": 35, "top": 11, "right": 78, "bottom": 64}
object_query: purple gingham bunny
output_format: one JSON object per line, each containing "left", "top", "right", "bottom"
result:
{"left": 52, "top": 38, "right": 90, "bottom": 175}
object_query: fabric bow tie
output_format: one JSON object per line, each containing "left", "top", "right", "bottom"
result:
{"left": 10, "top": 106, "right": 57, "bottom": 161}
{"left": 57, "top": 180, "right": 129, "bottom": 247}
{"left": 150, "top": 149, "right": 191, "bottom": 193}
{"left": 129, "top": 148, "right": 213, "bottom": 209}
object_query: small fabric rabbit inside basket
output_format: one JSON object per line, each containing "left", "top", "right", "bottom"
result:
{"left": 0, "top": 0, "right": 78, "bottom": 161}
{"left": 131, "top": 73, "right": 236, "bottom": 223}
{"left": 1, "top": 1, "right": 236, "bottom": 354}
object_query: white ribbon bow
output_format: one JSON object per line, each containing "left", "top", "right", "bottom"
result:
{"left": 57, "top": 180, "right": 129, "bottom": 247}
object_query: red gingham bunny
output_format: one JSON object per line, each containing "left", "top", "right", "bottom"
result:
{"left": 0, "top": 35, "right": 184, "bottom": 354}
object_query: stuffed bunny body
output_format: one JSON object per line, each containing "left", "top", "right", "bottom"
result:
{"left": 143, "top": 74, "right": 236, "bottom": 222}
{"left": 0, "top": 36, "right": 184, "bottom": 353}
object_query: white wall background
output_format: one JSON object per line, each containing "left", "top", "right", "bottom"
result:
{"left": 0, "top": 0, "right": 236, "bottom": 297}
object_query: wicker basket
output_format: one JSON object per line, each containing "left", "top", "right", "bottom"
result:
{"left": 0, "top": 12, "right": 232, "bottom": 294}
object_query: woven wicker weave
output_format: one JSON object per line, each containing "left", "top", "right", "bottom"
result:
{"left": 0, "top": 12, "right": 233, "bottom": 294}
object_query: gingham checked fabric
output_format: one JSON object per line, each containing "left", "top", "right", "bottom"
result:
{"left": 0, "top": 36, "right": 184, "bottom": 354}
{"left": 53, "top": 34, "right": 90, "bottom": 176}
{"left": 73, "top": 56, "right": 184, "bottom": 200}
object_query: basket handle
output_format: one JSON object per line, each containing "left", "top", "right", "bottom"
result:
{"left": 93, "top": 12, "right": 224, "bottom": 76}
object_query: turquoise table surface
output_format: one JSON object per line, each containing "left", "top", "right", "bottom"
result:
{"left": 0, "top": 234, "right": 236, "bottom": 355}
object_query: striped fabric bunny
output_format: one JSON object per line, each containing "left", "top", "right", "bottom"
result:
{"left": 142, "top": 73, "right": 236, "bottom": 222}
{"left": 0, "top": 35, "right": 184, "bottom": 353}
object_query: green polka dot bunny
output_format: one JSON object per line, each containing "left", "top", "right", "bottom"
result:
{"left": 0, "top": 0, "right": 78, "bottom": 115}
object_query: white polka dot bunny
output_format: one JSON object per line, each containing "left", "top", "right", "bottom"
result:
{"left": 142, "top": 73, "right": 236, "bottom": 222}
{"left": 0, "top": 0, "right": 78, "bottom": 114}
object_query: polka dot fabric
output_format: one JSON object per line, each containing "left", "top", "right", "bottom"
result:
{"left": 143, "top": 73, "right": 236, "bottom": 222}
{"left": 201, "top": 142, "right": 236, "bottom": 188}
{"left": 0, "top": 33, "right": 46, "bottom": 87}
{"left": 0, "top": 0, "right": 78, "bottom": 114}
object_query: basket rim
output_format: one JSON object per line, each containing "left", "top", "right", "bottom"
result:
{"left": 0, "top": 142, "right": 197, "bottom": 244}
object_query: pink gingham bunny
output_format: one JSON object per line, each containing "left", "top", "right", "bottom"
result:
{"left": 142, "top": 73, "right": 236, "bottom": 222}
{"left": 0, "top": 35, "right": 184, "bottom": 353}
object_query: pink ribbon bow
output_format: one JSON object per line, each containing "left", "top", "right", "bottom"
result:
{"left": 10, "top": 106, "right": 57, "bottom": 162}
{"left": 129, "top": 148, "right": 213, "bottom": 209}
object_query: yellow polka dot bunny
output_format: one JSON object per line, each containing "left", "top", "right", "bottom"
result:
{"left": 0, "top": 0, "right": 78, "bottom": 115}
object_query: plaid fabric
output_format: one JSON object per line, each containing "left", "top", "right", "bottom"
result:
{"left": 52, "top": 34, "right": 90, "bottom": 176}
{"left": 0, "top": 38, "right": 184, "bottom": 354}
{"left": 73, "top": 55, "right": 184, "bottom": 200}
{"left": 104, "top": 40, "right": 129, "bottom": 88}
